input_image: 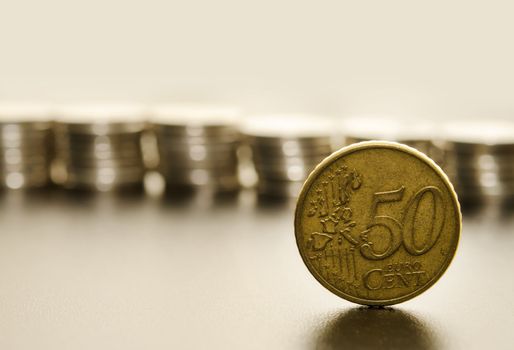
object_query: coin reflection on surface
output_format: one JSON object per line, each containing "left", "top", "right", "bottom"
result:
{"left": 314, "top": 307, "right": 438, "bottom": 350}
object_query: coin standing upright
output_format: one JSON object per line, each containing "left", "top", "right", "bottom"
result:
{"left": 295, "top": 141, "right": 461, "bottom": 306}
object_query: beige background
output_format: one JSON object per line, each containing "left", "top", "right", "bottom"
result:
{"left": 1, "top": 0, "right": 514, "bottom": 119}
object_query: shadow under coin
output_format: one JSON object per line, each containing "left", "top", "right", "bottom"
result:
{"left": 459, "top": 197, "right": 487, "bottom": 216}
{"left": 499, "top": 196, "right": 514, "bottom": 218}
{"left": 160, "top": 185, "right": 240, "bottom": 209}
{"left": 255, "top": 192, "right": 296, "bottom": 211}
{"left": 314, "top": 307, "right": 438, "bottom": 350}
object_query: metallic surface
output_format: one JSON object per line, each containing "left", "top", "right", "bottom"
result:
{"left": 152, "top": 122, "right": 241, "bottom": 191}
{"left": 54, "top": 122, "right": 146, "bottom": 191}
{"left": 245, "top": 136, "right": 333, "bottom": 198}
{"left": 295, "top": 142, "right": 461, "bottom": 305}
{"left": 443, "top": 141, "right": 514, "bottom": 201}
{"left": 54, "top": 121, "right": 146, "bottom": 135}
{"left": 345, "top": 137, "right": 446, "bottom": 168}
{"left": 0, "top": 122, "right": 53, "bottom": 189}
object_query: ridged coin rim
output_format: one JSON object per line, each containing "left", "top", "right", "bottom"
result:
{"left": 294, "top": 140, "right": 462, "bottom": 306}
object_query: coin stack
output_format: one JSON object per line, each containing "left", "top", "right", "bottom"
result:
{"left": 341, "top": 116, "right": 445, "bottom": 166}
{"left": 242, "top": 115, "right": 335, "bottom": 198}
{"left": 150, "top": 105, "right": 242, "bottom": 192}
{"left": 442, "top": 120, "right": 514, "bottom": 203}
{"left": 53, "top": 105, "right": 147, "bottom": 191}
{"left": 0, "top": 104, "right": 53, "bottom": 190}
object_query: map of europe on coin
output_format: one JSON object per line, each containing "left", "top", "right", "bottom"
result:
{"left": 295, "top": 141, "right": 461, "bottom": 305}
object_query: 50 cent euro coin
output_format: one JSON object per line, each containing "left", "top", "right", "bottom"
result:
{"left": 295, "top": 141, "right": 461, "bottom": 306}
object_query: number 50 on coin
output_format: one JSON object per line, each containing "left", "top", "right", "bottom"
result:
{"left": 295, "top": 141, "right": 461, "bottom": 306}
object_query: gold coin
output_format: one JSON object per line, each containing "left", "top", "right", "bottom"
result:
{"left": 295, "top": 141, "right": 461, "bottom": 306}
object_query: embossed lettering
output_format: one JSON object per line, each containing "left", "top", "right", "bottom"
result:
{"left": 363, "top": 262, "right": 427, "bottom": 290}
{"left": 402, "top": 186, "right": 446, "bottom": 255}
{"left": 363, "top": 269, "right": 382, "bottom": 290}
{"left": 360, "top": 185, "right": 445, "bottom": 260}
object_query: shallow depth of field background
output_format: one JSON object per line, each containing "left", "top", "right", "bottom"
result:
{"left": 1, "top": 0, "right": 514, "bottom": 120}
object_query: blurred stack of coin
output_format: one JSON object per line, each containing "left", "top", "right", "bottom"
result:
{"left": 341, "top": 116, "right": 445, "bottom": 166}
{"left": 442, "top": 120, "right": 514, "bottom": 203}
{"left": 150, "top": 105, "right": 242, "bottom": 192}
{"left": 53, "top": 105, "right": 147, "bottom": 191}
{"left": 0, "top": 104, "right": 53, "bottom": 189}
{"left": 242, "top": 115, "right": 335, "bottom": 198}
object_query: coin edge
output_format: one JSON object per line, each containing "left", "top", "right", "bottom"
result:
{"left": 294, "top": 140, "right": 462, "bottom": 306}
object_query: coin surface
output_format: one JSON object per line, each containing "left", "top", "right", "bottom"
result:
{"left": 295, "top": 141, "right": 461, "bottom": 305}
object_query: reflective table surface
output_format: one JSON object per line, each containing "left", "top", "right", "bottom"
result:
{"left": 0, "top": 188, "right": 513, "bottom": 349}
